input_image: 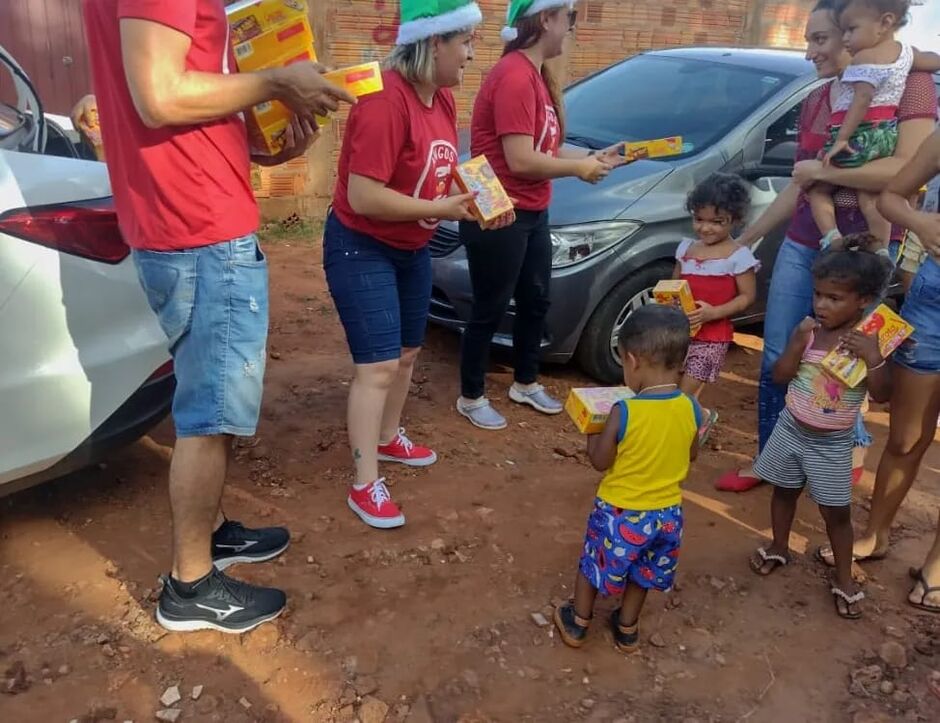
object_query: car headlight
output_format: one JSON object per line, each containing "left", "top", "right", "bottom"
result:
{"left": 550, "top": 221, "right": 642, "bottom": 269}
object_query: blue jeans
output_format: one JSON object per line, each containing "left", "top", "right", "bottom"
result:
{"left": 323, "top": 213, "right": 432, "bottom": 364}
{"left": 758, "top": 238, "right": 872, "bottom": 452}
{"left": 133, "top": 234, "right": 269, "bottom": 437}
{"left": 896, "top": 255, "right": 940, "bottom": 374}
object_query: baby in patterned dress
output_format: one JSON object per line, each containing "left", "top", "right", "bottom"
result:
{"left": 808, "top": 0, "right": 940, "bottom": 250}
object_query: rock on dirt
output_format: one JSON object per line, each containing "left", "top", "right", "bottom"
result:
{"left": 850, "top": 665, "right": 884, "bottom": 697}
{"left": 191, "top": 685, "right": 203, "bottom": 701}
{"left": 3, "top": 661, "right": 29, "bottom": 695}
{"left": 530, "top": 612, "right": 549, "bottom": 628}
{"left": 650, "top": 633, "right": 667, "bottom": 648}
{"left": 878, "top": 641, "right": 907, "bottom": 669}
{"left": 154, "top": 710, "right": 181, "bottom": 723}
{"left": 159, "top": 685, "right": 181, "bottom": 707}
{"left": 239, "top": 696, "right": 253, "bottom": 710}
{"left": 359, "top": 696, "right": 390, "bottom": 723}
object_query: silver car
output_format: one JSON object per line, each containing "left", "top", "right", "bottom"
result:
{"left": 430, "top": 47, "right": 819, "bottom": 382}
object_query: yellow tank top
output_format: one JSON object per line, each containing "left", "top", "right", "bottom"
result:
{"left": 597, "top": 391, "right": 701, "bottom": 511}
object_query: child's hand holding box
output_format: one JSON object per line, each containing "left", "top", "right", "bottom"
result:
{"left": 565, "top": 387, "right": 636, "bottom": 435}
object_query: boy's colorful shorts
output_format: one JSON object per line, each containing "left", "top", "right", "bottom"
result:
{"left": 578, "top": 499, "right": 683, "bottom": 596}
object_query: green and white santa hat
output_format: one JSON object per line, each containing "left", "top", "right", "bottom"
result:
{"left": 396, "top": 0, "right": 483, "bottom": 45}
{"left": 500, "top": 0, "right": 576, "bottom": 42}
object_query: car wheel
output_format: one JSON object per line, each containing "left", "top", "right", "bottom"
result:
{"left": 575, "top": 262, "right": 674, "bottom": 383}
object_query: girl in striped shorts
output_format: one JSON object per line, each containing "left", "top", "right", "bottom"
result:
{"left": 748, "top": 237, "right": 894, "bottom": 619}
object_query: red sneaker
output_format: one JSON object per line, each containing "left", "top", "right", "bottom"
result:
{"left": 377, "top": 428, "right": 438, "bottom": 467}
{"left": 347, "top": 479, "right": 405, "bottom": 529}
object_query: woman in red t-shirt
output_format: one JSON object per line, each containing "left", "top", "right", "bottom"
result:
{"left": 456, "top": 0, "right": 622, "bottom": 430}
{"left": 325, "top": 1, "right": 511, "bottom": 529}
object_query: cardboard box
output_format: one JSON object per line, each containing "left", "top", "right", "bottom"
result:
{"left": 452, "top": 155, "right": 515, "bottom": 224}
{"left": 315, "top": 62, "right": 384, "bottom": 125}
{"left": 624, "top": 136, "right": 683, "bottom": 161}
{"left": 821, "top": 304, "right": 914, "bottom": 387}
{"left": 566, "top": 387, "right": 636, "bottom": 435}
{"left": 227, "top": 2, "right": 317, "bottom": 155}
{"left": 227, "top": 0, "right": 309, "bottom": 45}
{"left": 653, "top": 279, "right": 701, "bottom": 336}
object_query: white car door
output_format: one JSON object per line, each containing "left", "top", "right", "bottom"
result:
{"left": 0, "top": 48, "right": 170, "bottom": 486}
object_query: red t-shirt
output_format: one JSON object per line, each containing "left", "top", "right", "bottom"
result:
{"left": 471, "top": 51, "right": 562, "bottom": 212}
{"left": 332, "top": 70, "right": 459, "bottom": 250}
{"left": 786, "top": 72, "right": 938, "bottom": 247}
{"left": 82, "top": 0, "right": 258, "bottom": 251}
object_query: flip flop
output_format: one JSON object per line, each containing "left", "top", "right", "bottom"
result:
{"left": 749, "top": 547, "right": 790, "bottom": 576}
{"left": 715, "top": 469, "right": 762, "bottom": 493}
{"left": 698, "top": 409, "right": 719, "bottom": 447}
{"left": 831, "top": 584, "right": 864, "bottom": 620}
{"left": 908, "top": 569, "right": 940, "bottom": 614}
{"left": 814, "top": 544, "right": 887, "bottom": 568}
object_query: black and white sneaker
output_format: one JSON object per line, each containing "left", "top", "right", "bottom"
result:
{"left": 211, "top": 519, "right": 290, "bottom": 570}
{"left": 155, "top": 567, "right": 286, "bottom": 634}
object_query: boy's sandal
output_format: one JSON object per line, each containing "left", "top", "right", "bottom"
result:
{"left": 907, "top": 569, "right": 940, "bottom": 614}
{"left": 553, "top": 602, "right": 591, "bottom": 649}
{"left": 609, "top": 608, "right": 640, "bottom": 655}
{"left": 749, "top": 547, "right": 790, "bottom": 576}
{"left": 831, "top": 585, "right": 865, "bottom": 620}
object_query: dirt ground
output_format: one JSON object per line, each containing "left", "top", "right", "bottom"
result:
{"left": 2, "top": 236, "right": 940, "bottom": 723}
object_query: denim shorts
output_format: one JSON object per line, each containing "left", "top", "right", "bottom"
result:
{"left": 896, "top": 256, "right": 940, "bottom": 374}
{"left": 133, "top": 234, "right": 268, "bottom": 437}
{"left": 323, "top": 212, "right": 432, "bottom": 364}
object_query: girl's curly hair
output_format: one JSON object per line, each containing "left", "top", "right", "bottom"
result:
{"left": 685, "top": 173, "right": 751, "bottom": 222}
{"left": 812, "top": 233, "right": 895, "bottom": 299}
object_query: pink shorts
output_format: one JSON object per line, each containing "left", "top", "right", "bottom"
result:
{"left": 684, "top": 340, "right": 729, "bottom": 384}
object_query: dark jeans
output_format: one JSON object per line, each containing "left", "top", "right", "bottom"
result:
{"left": 459, "top": 209, "right": 551, "bottom": 399}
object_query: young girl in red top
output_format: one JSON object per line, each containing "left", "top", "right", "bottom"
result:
{"left": 675, "top": 173, "right": 760, "bottom": 440}
{"left": 456, "top": 0, "right": 623, "bottom": 431}
{"left": 325, "top": 0, "right": 511, "bottom": 529}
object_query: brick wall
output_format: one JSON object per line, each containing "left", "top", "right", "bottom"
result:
{"left": 255, "top": 0, "right": 815, "bottom": 217}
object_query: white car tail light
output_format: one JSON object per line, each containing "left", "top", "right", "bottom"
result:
{"left": 0, "top": 198, "right": 129, "bottom": 263}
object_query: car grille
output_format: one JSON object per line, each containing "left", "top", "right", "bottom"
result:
{"left": 429, "top": 226, "right": 461, "bottom": 258}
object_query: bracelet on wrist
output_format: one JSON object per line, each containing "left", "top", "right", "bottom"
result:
{"left": 868, "top": 359, "right": 887, "bottom": 371}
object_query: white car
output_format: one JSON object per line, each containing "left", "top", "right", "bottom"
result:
{"left": 0, "top": 44, "right": 173, "bottom": 495}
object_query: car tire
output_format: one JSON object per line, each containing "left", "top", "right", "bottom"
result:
{"left": 575, "top": 262, "right": 675, "bottom": 383}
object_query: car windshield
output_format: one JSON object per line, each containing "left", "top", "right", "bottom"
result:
{"left": 564, "top": 54, "right": 794, "bottom": 157}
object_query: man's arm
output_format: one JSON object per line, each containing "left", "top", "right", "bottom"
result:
{"left": 119, "top": 18, "right": 353, "bottom": 129}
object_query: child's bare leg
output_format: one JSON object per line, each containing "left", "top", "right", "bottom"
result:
{"left": 618, "top": 582, "right": 649, "bottom": 626}
{"left": 858, "top": 190, "right": 890, "bottom": 250}
{"left": 807, "top": 182, "right": 840, "bottom": 241}
{"left": 573, "top": 571, "right": 598, "bottom": 620}
{"left": 819, "top": 503, "right": 862, "bottom": 617}
{"left": 752, "top": 485, "right": 800, "bottom": 573}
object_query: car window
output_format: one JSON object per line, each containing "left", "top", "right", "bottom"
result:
{"left": 762, "top": 100, "right": 802, "bottom": 166}
{"left": 564, "top": 55, "right": 794, "bottom": 158}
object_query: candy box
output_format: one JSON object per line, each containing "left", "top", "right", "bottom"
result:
{"left": 227, "top": 2, "right": 316, "bottom": 155}
{"left": 226, "top": 0, "right": 309, "bottom": 45}
{"left": 315, "top": 62, "right": 384, "bottom": 125}
{"left": 452, "top": 155, "right": 515, "bottom": 224}
{"left": 624, "top": 135, "right": 683, "bottom": 161}
{"left": 821, "top": 304, "right": 914, "bottom": 387}
{"left": 566, "top": 387, "right": 636, "bottom": 435}
{"left": 653, "top": 279, "right": 701, "bottom": 336}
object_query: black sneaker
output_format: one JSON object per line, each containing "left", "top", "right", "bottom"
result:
{"left": 155, "top": 568, "right": 286, "bottom": 634}
{"left": 211, "top": 519, "right": 290, "bottom": 570}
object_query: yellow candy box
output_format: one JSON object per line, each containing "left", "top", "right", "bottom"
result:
{"left": 653, "top": 279, "right": 701, "bottom": 336}
{"left": 624, "top": 135, "right": 683, "bottom": 161}
{"left": 452, "top": 155, "right": 515, "bottom": 224}
{"left": 821, "top": 304, "right": 914, "bottom": 387}
{"left": 315, "top": 63, "right": 385, "bottom": 125}
{"left": 566, "top": 387, "right": 636, "bottom": 435}
{"left": 227, "top": 1, "right": 317, "bottom": 155}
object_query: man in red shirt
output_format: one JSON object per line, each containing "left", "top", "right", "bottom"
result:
{"left": 82, "top": 0, "right": 354, "bottom": 633}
